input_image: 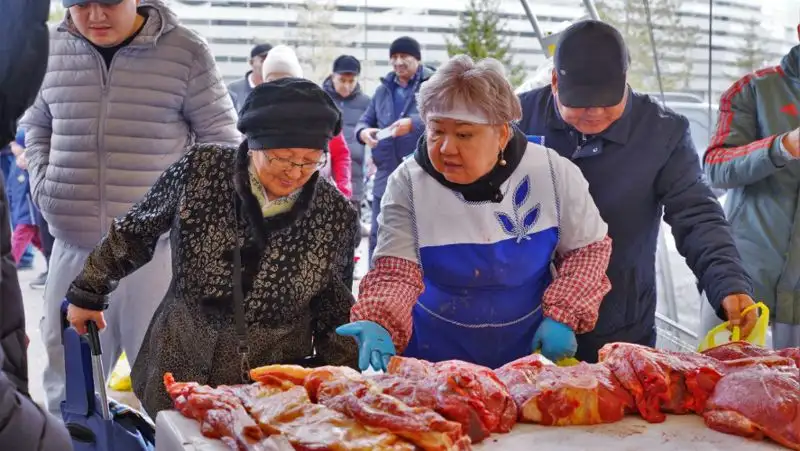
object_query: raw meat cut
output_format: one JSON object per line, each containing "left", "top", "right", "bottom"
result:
{"left": 252, "top": 364, "right": 472, "bottom": 450}
{"left": 778, "top": 348, "right": 800, "bottom": 368}
{"left": 233, "top": 383, "right": 415, "bottom": 450}
{"left": 495, "top": 354, "right": 633, "bottom": 426}
{"left": 704, "top": 365, "right": 800, "bottom": 450}
{"left": 163, "top": 373, "right": 291, "bottom": 451}
{"left": 598, "top": 343, "right": 722, "bottom": 423}
{"left": 381, "top": 356, "right": 517, "bottom": 442}
{"left": 701, "top": 342, "right": 797, "bottom": 371}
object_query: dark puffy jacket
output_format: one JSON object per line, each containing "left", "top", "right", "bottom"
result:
{"left": 518, "top": 86, "right": 753, "bottom": 340}
{"left": 323, "top": 76, "right": 371, "bottom": 201}
{"left": 0, "top": 0, "right": 74, "bottom": 448}
{"left": 355, "top": 65, "right": 434, "bottom": 199}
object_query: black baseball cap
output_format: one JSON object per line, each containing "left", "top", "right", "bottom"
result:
{"left": 250, "top": 43, "right": 272, "bottom": 59}
{"left": 332, "top": 55, "right": 361, "bottom": 75}
{"left": 63, "top": 0, "right": 122, "bottom": 6}
{"left": 554, "top": 20, "right": 629, "bottom": 108}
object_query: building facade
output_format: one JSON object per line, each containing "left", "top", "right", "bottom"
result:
{"left": 168, "top": 0, "right": 799, "bottom": 99}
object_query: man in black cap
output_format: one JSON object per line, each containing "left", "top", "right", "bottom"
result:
{"left": 0, "top": 0, "right": 73, "bottom": 448}
{"left": 228, "top": 42, "right": 273, "bottom": 113}
{"left": 518, "top": 20, "right": 757, "bottom": 362}
{"left": 323, "top": 55, "right": 371, "bottom": 244}
{"left": 355, "top": 36, "right": 434, "bottom": 263}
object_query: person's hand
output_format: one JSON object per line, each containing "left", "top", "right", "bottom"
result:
{"left": 781, "top": 128, "right": 800, "bottom": 158}
{"left": 721, "top": 293, "right": 757, "bottom": 339}
{"left": 391, "top": 118, "right": 413, "bottom": 137}
{"left": 336, "top": 320, "right": 396, "bottom": 372}
{"left": 360, "top": 128, "right": 379, "bottom": 148}
{"left": 15, "top": 153, "right": 27, "bottom": 170}
{"left": 531, "top": 317, "right": 577, "bottom": 362}
{"left": 66, "top": 302, "right": 106, "bottom": 335}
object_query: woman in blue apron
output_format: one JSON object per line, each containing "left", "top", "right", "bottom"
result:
{"left": 338, "top": 55, "right": 613, "bottom": 370}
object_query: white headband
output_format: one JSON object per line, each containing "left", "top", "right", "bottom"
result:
{"left": 428, "top": 99, "right": 490, "bottom": 124}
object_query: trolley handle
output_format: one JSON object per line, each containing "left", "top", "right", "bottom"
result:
{"left": 86, "top": 321, "right": 102, "bottom": 357}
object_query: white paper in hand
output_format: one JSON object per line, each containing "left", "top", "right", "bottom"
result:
{"left": 375, "top": 127, "right": 394, "bottom": 141}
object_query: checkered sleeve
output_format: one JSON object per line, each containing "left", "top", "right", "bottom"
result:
{"left": 542, "top": 235, "right": 612, "bottom": 333}
{"left": 351, "top": 256, "right": 423, "bottom": 353}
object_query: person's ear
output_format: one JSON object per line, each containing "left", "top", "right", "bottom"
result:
{"left": 497, "top": 123, "right": 512, "bottom": 148}
{"left": 551, "top": 69, "right": 558, "bottom": 94}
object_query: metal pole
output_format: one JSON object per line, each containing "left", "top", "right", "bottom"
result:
{"left": 707, "top": 0, "right": 713, "bottom": 127}
{"left": 642, "top": 0, "right": 666, "bottom": 104}
{"left": 518, "top": 0, "right": 548, "bottom": 56}
{"left": 582, "top": 0, "right": 601, "bottom": 21}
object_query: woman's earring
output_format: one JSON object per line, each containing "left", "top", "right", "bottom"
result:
{"left": 498, "top": 149, "right": 507, "bottom": 166}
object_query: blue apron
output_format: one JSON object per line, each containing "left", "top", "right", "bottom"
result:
{"left": 403, "top": 168, "right": 560, "bottom": 369}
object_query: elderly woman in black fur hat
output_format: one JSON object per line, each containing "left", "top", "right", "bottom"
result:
{"left": 63, "top": 78, "right": 360, "bottom": 415}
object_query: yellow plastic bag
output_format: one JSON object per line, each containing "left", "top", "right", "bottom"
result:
{"left": 108, "top": 352, "right": 132, "bottom": 391}
{"left": 697, "top": 302, "right": 770, "bottom": 352}
{"left": 533, "top": 350, "right": 580, "bottom": 367}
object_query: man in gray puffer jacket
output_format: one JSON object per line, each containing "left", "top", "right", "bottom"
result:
{"left": 20, "top": 0, "right": 240, "bottom": 417}
{"left": 1, "top": 0, "right": 73, "bottom": 447}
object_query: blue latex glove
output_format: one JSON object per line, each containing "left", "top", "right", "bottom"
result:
{"left": 531, "top": 317, "right": 577, "bottom": 362}
{"left": 336, "top": 321, "right": 396, "bottom": 372}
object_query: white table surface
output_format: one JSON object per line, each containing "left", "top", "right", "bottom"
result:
{"left": 155, "top": 410, "right": 783, "bottom": 451}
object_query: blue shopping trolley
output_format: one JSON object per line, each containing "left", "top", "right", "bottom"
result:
{"left": 60, "top": 300, "right": 156, "bottom": 451}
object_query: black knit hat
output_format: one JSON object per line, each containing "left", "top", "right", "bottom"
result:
{"left": 389, "top": 36, "right": 421, "bottom": 60}
{"left": 237, "top": 77, "right": 342, "bottom": 152}
{"left": 332, "top": 55, "right": 361, "bottom": 75}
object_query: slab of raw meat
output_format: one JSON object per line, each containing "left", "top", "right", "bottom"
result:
{"left": 701, "top": 342, "right": 797, "bottom": 371}
{"left": 598, "top": 343, "right": 723, "bottom": 423}
{"left": 233, "top": 383, "right": 415, "bottom": 451}
{"left": 495, "top": 354, "right": 633, "bottom": 426}
{"left": 163, "top": 373, "right": 291, "bottom": 451}
{"left": 252, "top": 364, "right": 471, "bottom": 450}
{"left": 704, "top": 365, "right": 800, "bottom": 450}
{"left": 778, "top": 348, "right": 800, "bottom": 368}
{"left": 382, "top": 357, "right": 517, "bottom": 442}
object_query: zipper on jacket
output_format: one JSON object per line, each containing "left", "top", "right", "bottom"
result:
{"left": 89, "top": 45, "right": 125, "bottom": 237}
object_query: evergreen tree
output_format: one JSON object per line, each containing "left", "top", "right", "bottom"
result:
{"left": 294, "top": 0, "right": 338, "bottom": 84}
{"left": 446, "top": 0, "right": 526, "bottom": 87}
{"left": 597, "top": 0, "right": 699, "bottom": 92}
{"left": 733, "top": 20, "right": 767, "bottom": 74}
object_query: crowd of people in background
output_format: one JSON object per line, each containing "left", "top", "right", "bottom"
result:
{"left": 3, "top": 0, "right": 800, "bottom": 449}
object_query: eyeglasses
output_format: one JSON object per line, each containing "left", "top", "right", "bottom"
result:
{"left": 266, "top": 155, "right": 327, "bottom": 174}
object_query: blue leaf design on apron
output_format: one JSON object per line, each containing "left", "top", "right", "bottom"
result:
{"left": 523, "top": 203, "right": 541, "bottom": 229}
{"left": 513, "top": 175, "right": 530, "bottom": 211}
{"left": 495, "top": 211, "right": 516, "bottom": 235}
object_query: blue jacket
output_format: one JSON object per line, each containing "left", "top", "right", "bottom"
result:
{"left": 355, "top": 65, "right": 434, "bottom": 199}
{"left": 704, "top": 45, "right": 800, "bottom": 325}
{"left": 519, "top": 86, "right": 753, "bottom": 336}
{"left": 0, "top": 0, "right": 73, "bottom": 448}
{"left": 6, "top": 129, "right": 37, "bottom": 227}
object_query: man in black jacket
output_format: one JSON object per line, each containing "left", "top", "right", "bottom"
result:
{"left": 0, "top": 0, "right": 73, "bottom": 448}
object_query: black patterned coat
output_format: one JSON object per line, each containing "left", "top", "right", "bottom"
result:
{"left": 66, "top": 143, "right": 360, "bottom": 415}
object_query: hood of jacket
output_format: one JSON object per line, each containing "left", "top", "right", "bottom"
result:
{"left": 781, "top": 44, "right": 800, "bottom": 81}
{"left": 322, "top": 75, "right": 364, "bottom": 101}
{"left": 60, "top": 0, "right": 179, "bottom": 46}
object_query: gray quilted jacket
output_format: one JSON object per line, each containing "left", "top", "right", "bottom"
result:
{"left": 21, "top": 0, "right": 240, "bottom": 248}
